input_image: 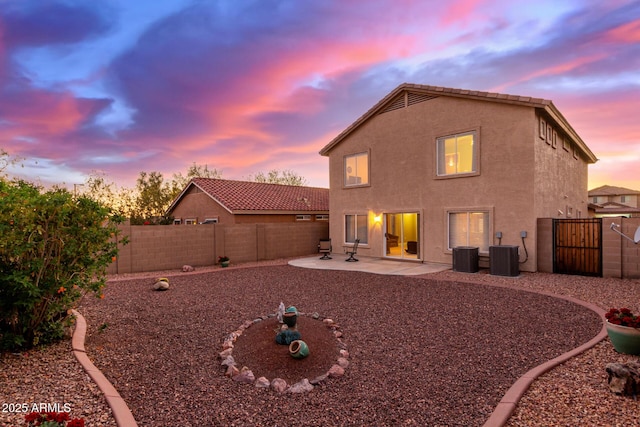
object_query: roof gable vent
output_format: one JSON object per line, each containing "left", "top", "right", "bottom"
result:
{"left": 380, "top": 94, "right": 406, "bottom": 114}
{"left": 407, "top": 92, "right": 437, "bottom": 106}
{"left": 379, "top": 91, "right": 438, "bottom": 115}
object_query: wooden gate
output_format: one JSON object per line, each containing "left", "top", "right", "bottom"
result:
{"left": 553, "top": 218, "right": 602, "bottom": 276}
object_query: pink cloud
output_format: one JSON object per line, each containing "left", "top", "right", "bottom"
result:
{"left": 604, "top": 19, "right": 640, "bottom": 43}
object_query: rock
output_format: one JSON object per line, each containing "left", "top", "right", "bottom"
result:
{"left": 233, "top": 369, "right": 255, "bottom": 384}
{"left": 337, "top": 357, "right": 349, "bottom": 368}
{"left": 220, "top": 355, "right": 235, "bottom": 368}
{"left": 255, "top": 377, "right": 270, "bottom": 388}
{"left": 182, "top": 265, "right": 194, "bottom": 272}
{"left": 310, "top": 373, "right": 328, "bottom": 385}
{"left": 218, "top": 348, "right": 233, "bottom": 359}
{"left": 153, "top": 280, "right": 169, "bottom": 291}
{"left": 323, "top": 318, "right": 334, "bottom": 325}
{"left": 312, "top": 312, "right": 320, "bottom": 319}
{"left": 222, "top": 340, "right": 234, "bottom": 350}
{"left": 328, "top": 364, "right": 345, "bottom": 378}
{"left": 225, "top": 365, "right": 239, "bottom": 377}
{"left": 270, "top": 378, "right": 288, "bottom": 393}
{"left": 339, "top": 349, "right": 350, "bottom": 358}
{"left": 334, "top": 331, "right": 343, "bottom": 338}
{"left": 606, "top": 362, "right": 640, "bottom": 396}
{"left": 288, "top": 378, "right": 314, "bottom": 393}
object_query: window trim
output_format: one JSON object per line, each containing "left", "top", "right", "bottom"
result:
{"left": 343, "top": 151, "right": 370, "bottom": 188}
{"left": 296, "top": 214, "right": 312, "bottom": 221}
{"left": 435, "top": 129, "right": 480, "bottom": 179}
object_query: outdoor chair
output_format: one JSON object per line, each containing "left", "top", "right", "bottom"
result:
{"left": 345, "top": 239, "right": 360, "bottom": 262}
{"left": 318, "top": 239, "right": 332, "bottom": 260}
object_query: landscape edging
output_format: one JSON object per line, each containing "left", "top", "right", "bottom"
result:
{"left": 71, "top": 309, "right": 138, "bottom": 427}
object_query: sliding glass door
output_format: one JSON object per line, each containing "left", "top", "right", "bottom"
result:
{"left": 384, "top": 212, "right": 420, "bottom": 259}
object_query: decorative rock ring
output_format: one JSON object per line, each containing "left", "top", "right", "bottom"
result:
{"left": 219, "top": 311, "right": 349, "bottom": 393}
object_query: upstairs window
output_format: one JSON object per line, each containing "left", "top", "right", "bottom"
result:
{"left": 437, "top": 131, "right": 478, "bottom": 176}
{"left": 344, "top": 152, "right": 369, "bottom": 186}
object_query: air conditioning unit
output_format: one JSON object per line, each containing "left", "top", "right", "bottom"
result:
{"left": 489, "top": 245, "right": 519, "bottom": 277}
{"left": 452, "top": 246, "right": 479, "bottom": 273}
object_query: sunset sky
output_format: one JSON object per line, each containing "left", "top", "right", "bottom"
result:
{"left": 1, "top": 0, "right": 638, "bottom": 190}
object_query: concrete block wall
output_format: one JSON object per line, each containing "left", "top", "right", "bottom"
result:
{"left": 602, "top": 219, "right": 623, "bottom": 279}
{"left": 108, "top": 222, "right": 329, "bottom": 274}
{"left": 619, "top": 218, "right": 640, "bottom": 279}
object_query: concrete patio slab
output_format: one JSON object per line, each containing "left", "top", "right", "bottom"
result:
{"left": 288, "top": 255, "right": 451, "bottom": 275}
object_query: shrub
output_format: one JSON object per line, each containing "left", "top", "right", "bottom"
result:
{"left": 0, "top": 179, "right": 127, "bottom": 350}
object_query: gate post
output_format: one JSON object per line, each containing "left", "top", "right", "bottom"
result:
{"left": 536, "top": 218, "right": 553, "bottom": 273}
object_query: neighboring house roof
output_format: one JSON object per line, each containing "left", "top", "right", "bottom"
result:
{"left": 588, "top": 185, "right": 640, "bottom": 196}
{"left": 319, "top": 83, "right": 598, "bottom": 163}
{"left": 589, "top": 202, "right": 640, "bottom": 215}
{"left": 167, "top": 178, "right": 329, "bottom": 215}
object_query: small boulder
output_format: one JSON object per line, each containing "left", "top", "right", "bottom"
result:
{"left": 233, "top": 369, "right": 255, "bottom": 384}
{"left": 328, "top": 364, "right": 345, "bottom": 378}
{"left": 270, "top": 378, "right": 288, "bottom": 393}
{"left": 153, "top": 279, "right": 169, "bottom": 291}
{"left": 255, "top": 377, "right": 270, "bottom": 388}
{"left": 182, "top": 265, "right": 194, "bottom": 272}
{"left": 337, "top": 357, "right": 349, "bottom": 368}
{"left": 606, "top": 362, "right": 640, "bottom": 396}
{"left": 288, "top": 378, "right": 314, "bottom": 393}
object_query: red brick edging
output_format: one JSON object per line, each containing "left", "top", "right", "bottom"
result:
{"left": 481, "top": 292, "right": 608, "bottom": 427}
{"left": 71, "top": 310, "right": 138, "bottom": 427}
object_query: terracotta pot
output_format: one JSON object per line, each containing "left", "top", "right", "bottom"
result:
{"left": 605, "top": 321, "right": 640, "bottom": 355}
{"left": 289, "top": 340, "right": 309, "bottom": 359}
{"left": 283, "top": 311, "right": 297, "bottom": 328}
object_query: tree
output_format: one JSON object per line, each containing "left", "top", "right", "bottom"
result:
{"left": 0, "top": 180, "right": 127, "bottom": 350}
{"left": 0, "top": 149, "right": 22, "bottom": 179}
{"left": 132, "top": 171, "right": 173, "bottom": 224}
{"left": 83, "top": 172, "right": 136, "bottom": 219}
{"left": 248, "top": 169, "right": 308, "bottom": 186}
{"left": 169, "top": 163, "right": 222, "bottom": 200}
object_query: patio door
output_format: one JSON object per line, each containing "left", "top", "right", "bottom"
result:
{"left": 384, "top": 213, "right": 420, "bottom": 259}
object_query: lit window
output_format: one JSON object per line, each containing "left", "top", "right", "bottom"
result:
{"left": 344, "top": 152, "right": 369, "bottom": 186}
{"left": 448, "top": 211, "right": 489, "bottom": 252}
{"left": 345, "top": 214, "right": 368, "bottom": 244}
{"left": 437, "top": 131, "right": 477, "bottom": 176}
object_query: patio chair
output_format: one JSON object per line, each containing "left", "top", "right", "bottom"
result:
{"left": 318, "top": 239, "right": 332, "bottom": 260}
{"left": 345, "top": 239, "right": 360, "bottom": 262}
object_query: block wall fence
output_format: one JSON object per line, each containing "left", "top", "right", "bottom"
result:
{"left": 109, "top": 219, "right": 638, "bottom": 278}
{"left": 537, "top": 217, "right": 640, "bottom": 279}
{"left": 108, "top": 222, "right": 329, "bottom": 274}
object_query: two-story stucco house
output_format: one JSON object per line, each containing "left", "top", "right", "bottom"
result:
{"left": 588, "top": 185, "right": 640, "bottom": 218}
{"left": 319, "top": 83, "right": 598, "bottom": 272}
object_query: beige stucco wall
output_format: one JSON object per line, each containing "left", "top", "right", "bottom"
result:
{"left": 325, "top": 95, "right": 591, "bottom": 272}
{"left": 170, "top": 186, "right": 236, "bottom": 223}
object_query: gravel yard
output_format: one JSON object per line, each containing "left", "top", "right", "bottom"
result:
{"left": 1, "top": 260, "right": 639, "bottom": 426}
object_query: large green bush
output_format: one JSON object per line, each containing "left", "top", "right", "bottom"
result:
{"left": 0, "top": 179, "right": 127, "bottom": 350}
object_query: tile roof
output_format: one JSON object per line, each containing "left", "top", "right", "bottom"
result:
{"left": 174, "top": 178, "right": 329, "bottom": 213}
{"left": 588, "top": 185, "right": 640, "bottom": 196}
